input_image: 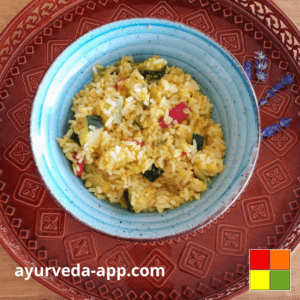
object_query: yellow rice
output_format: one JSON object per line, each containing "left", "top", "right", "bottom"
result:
{"left": 57, "top": 56, "right": 226, "bottom": 213}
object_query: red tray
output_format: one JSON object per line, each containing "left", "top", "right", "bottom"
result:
{"left": 0, "top": 0, "right": 299, "bottom": 299}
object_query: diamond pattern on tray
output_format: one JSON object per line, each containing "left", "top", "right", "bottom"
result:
{"left": 259, "top": 86, "right": 290, "bottom": 118}
{"left": 263, "top": 128, "right": 298, "bottom": 157}
{"left": 64, "top": 231, "right": 97, "bottom": 265}
{"left": 36, "top": 208, "right": 65, "bottom": 237}
{"left": 99, "top": 245, "right": 135, "bottom": 283}
{"left": 13, "top": 173, "right": 45, "bottom": 207}
{"left": 22, "top": 66, "right": 47, "bottom": 97}
{"left": 7, "top": 99, "right": 32, "bottom": 133}
{"left": 3, "top": 135, "right": 32, "bottom": 170}
{"left": 145, "top": 1, "right": 179, "bottom": 21}
{"left": 181, "top": 9, "right": 214, "bottom": 35}
{"left": 257, "top": 159, "right": 293, "bottom": 194}
{"left": 242, "top": 196, "right": 275, "bottom": 228}
{"left": 215, "top": 29, "right": 245, "bottom": 55}
{"left": 75, "top": 17, "right": 104, "bottom": 39}
{"left": 47, "top": 40, "right": 72, "bottom": 65}
{"left": 139, "top": 248, "right": 176, "bottom": 287}
{"left": 216, "top": 224, "right": 247, "bottom": 256}
{"left": 179, "top": 241, "right": 214, "bottom": 278}
{"left": 109, "top": 4, "right": 142, "bottom": 22}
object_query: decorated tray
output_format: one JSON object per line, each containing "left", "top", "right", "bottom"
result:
{"left": 0, "top": 0, "right": 299, "bottom": 299}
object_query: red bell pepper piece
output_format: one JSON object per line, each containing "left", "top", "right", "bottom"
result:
{"left": 159, "top": 102, "right": 191, "bottom": 128}
{"left": 181, "top": 152, "right": 187, "bottom": 157}
{"left": 114, "top": 78, "right": 125, "bottom": 91}
{"left": 73, "top": 153, "right": 84, "bottom": 177}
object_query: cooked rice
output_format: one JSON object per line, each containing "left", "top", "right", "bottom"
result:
{"left": 57, "top": 55, "right": 226, "bottom": 213}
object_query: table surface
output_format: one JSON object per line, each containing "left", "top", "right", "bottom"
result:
{"left": 0, "top": 0, "right": 299, "bottom": 299}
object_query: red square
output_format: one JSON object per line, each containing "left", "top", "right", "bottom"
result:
{"left": 250, "top": 250, "right": 270, "bottom": 270}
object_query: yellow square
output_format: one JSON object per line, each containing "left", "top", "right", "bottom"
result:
{"left": 250, "top": 270, "right": 270, "bottom": 290}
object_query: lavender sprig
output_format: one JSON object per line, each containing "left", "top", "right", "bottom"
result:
{"left": 260, "top": 98, "right": 268, "bottom": 106}
{"left": 261, "top": 117, "right": 292, "bottom": 139}
{"left": 260, "top": 74, "right": 294, "bottom": 107}
{"left": 261, "top": 126, "right": 275, "bottom": 138}
{"left": 243, "top": 61, "right": 252, "bottom": 81}
{"left": 266, "top": 89, "right": 275, "bottom": 98}
{"left": 255, "top": 60, "right": 268, "bottom": 71}
{"left": 272, "top": 123, "right": 281, "bottom": 132}
{"left": 280, "top": 117, "right": 292, "bottom": 127}
{"left": 282, "top": 74, "right": 294, "bottom": 85}
{"left": 271, "top": 84, "right": 281, "bottom": 93}
{"left": 256, "top": 69, "right": 268, "bottom": 82}
{"left": 254, "top": 51, "right": 268, "bottom": 86}
{"left": 255, "top": 51, "right": 266, "bottom": 61}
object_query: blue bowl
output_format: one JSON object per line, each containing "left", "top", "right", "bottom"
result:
{"left": 30, "top": 18, "right": 260, "bottom": 240}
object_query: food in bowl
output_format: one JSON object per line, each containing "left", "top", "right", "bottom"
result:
{"left": 57, "top": 55, "right": 226, "bottom": 213}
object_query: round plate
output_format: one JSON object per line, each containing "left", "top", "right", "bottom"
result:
{"left": 0, "top": 0, "right": 299, "bottom": 299}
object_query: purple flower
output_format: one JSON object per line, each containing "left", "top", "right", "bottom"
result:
{"left": 255, "top": 60, "right": 268, "bottom": 71}
{"left": 281, "top": 74, "right": 294, "bottom": 85}
{"left": 254, "top": 51, "right": 268, "bottom": 84}
{"left": 261, "top": 126, "right": 275, "bottom": 138}
{"left": 253, "top": 50, "right": 295, "bottom": 120}
{"left": 280, "top": 117, "right": 292, "bottom": 127}
{"left": 243, "top": 61, "right": 252, "bottom": 70}
{"left": 261, "top": 118, "right": 292, "bottom": 139}
{"left": 243, "top": 61, "right": 252, "bottom": 81}
{"left": 277, "top": 80, "right": 285, "bottom": 89}
{"left": 260, "top": 98, "right": 268, "bottom": 106}
{"left": 272, "top": 123, "right": 281, "bottom": 132}
{"left": 259, "top": 73, "right": 294, "bottom": 106}
{"left": 257, "top": 71, "right": 268, "bottom": 82}
{"left": 255, "top": 51, "right": 266, "bottom": 60}
{"left": 272, "top": 84, "right": 281, "bottom": 93}
{"left": 267, "top": 89, "right": 275, "bottom": 98}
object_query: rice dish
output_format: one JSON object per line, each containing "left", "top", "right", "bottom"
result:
{"left": 57, "top": 56, "right": 226, "bottom": 213}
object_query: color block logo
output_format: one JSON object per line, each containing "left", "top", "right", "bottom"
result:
{"left": 249, "top": 249, "right": 290, "bottom": 291}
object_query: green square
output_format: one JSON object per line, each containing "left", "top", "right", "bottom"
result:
{"left": 270, "top": 270, "right": 290, "bottom": 290}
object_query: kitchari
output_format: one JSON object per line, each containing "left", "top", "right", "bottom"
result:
{"left": 57, "top": 56, "right": 226, "bottom": 213}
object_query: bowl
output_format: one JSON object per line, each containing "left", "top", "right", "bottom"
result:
{"left": 30, "top": 18, "right": 260, "bottom": 240}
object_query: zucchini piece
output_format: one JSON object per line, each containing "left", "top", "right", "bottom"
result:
{"left": 113, "top": 98, "right": 123, "bottom": 124}
{"left": 194, "top": 168, "right": 206, "bottom": 182}
{"left": 141, "top": 163, "right": 164, "bottom": 183}
{"left": 78, "top": 118, "right": 89, "bottom": 146}
{"left": 133, "top": 115, "right": 143, "bottom": 129}
{"left": 141, "top": 102, "right": 148, "bottom": 110}
{"left": 94, "top": 63, "right": 104, "bottom": 74}
{"left": 68, "top": 109, "right": 75, "bottom": 122}
{"left": 142, "top": 65, "right": 167, "bottom": 80}
{"left": 87, "top": 115, "right": 104, "bottom": 130}
{"left": 85, "top": 167, "right": 110, "bottom": 193}
{"left": 79, "top": 116, "right": 104, "bottom": 146}
{"left": 192, "top": 133, "right": 205, "bottom": 151}
{"left": 70, "top": 132, "right": 80, "bottom": 145}
{"left": 65, "top": 109, "right": 80, "bottom": 144}
{"left": 124, "top": 189, "right": 134, "bottom": 212}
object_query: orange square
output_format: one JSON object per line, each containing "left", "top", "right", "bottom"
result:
{"left": 270, "top": 250, "right": 290, "bottom": 270}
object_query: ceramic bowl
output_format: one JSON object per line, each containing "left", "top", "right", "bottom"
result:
{"left": 30, "top": 18, "right": 260, "bottom": 240}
